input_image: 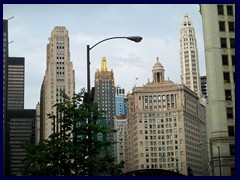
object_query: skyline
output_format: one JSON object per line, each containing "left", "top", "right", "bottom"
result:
{"left": 3, "top": 4, "right": 205, "bottom": 109}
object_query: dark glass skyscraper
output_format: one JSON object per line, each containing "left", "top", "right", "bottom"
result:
{"left": 7, "top": 57, "right": 25, "bottom": 109}
{"left": 3, "top": 19, "right": 9, "bottom": 177}
{"left": 6, "top": 109, "right": 36, "bottom": 176}
{"left": 94, "top": 57, "right": 115, "bottom": 127}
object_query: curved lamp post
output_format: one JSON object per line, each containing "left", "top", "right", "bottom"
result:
{"left": 86, "top": 36, "right": 143, "bottom": 97}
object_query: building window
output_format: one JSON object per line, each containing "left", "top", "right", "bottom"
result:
{"left": 223, "top": 72, "right": 230, "bottom": 83}
{"left": 228, "top": 22, "right": 235, "bottom": 32}
{"left": 229, "top": 144, "right": 235, "bottom": 155}
{"left": 219, "top": 21, "right": 225, "bottom": 31}
{"left": 225, "top": 90, "right": 232, "bottom": 100}
{"left": 227, "top": 5, "right": 233, "bottom": 16}
{"left": 228, "top": 126, "right": 235, "bottom": 136}
{"left": 233, "top": 72, "right": 235, "bottom": 83}
{"left": 222, "top": 55, "right": 228, "bottom": 65}
{"left": 227, "top": 108, "right": 233, "bottom": 118}
{"left": 220, "top": 38, "right": 227, "bottom": 48}
{"left": 232, "top": 55, "right": 235, "bottom": 66}
{"left": 230, "top": 38, "right": 235, "bottom": 49}
{"left": 231, "top": 167, "right": 235, "bottom": 176}
{"left": 217, "top": 5, "right": 224, "bottom": 15}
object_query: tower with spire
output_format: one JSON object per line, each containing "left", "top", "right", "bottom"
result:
{"left": 179, "top": 13, "right": 201, "bottom": 97}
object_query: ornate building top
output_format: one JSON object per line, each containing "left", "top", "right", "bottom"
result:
{"left": 101, "top": 57, "right": 107, "bottom": 71}
{"left": 181, "top": 13, "right": 193, "bottom": 27}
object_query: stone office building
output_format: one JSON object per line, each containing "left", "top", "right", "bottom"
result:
{"left": 125, "top": 58, "right": 203, "bottom": 175}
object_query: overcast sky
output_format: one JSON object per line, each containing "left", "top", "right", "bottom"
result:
{"left": 3, "top": 4, "right": 206, "bottom": 109}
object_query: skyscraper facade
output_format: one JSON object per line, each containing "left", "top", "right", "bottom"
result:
{"left": 125, "top": 58, "right": 202, "bottom": 175}
{"left": 179, "top": 14, "right": 201, "bottom": 97}
{"left": 40, "top": 26, "right": 75, "bottom": 139}
{"left": 3, "top": 19, "right": 9, "bottom": 176}
{"left": 113, "top": 115, "right": 127, "bottom": 164}
{"left": 200, "top": 4, "right": 235, "bottom": 176}
{"left": 94, "top": 57, "right": 115, "bottom": 127}
{"left": 6, "top": 109, "right": 36, "bottom": 176}
{"left": 115, "top": 86, "right": 127, "bottom": 116}
{"left": 7, "top": 57, "right": 25, "bottom": 109}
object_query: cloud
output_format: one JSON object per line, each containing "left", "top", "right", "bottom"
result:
{"left": 4, "top": 4, "right": 205, "bottom": 109}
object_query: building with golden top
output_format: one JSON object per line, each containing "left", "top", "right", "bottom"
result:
{"left": 94, "top": 57, "right": 115, "bottom": 127}
{"left": 125, "top": 58, "right": 203, "bottom": 175}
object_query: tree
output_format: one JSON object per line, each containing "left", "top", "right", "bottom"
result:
{"left": 22, "top": 89, "right": 124, "bottom": 176}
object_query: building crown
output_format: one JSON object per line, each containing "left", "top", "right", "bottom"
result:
{"left": 181, "top": 13, "right": 193, "bottom": 27}
{"left": 152, "top": 57, "right": 165, "bottom": 83}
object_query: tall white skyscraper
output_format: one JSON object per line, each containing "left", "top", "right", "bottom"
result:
{"left": 40, "top": 26, "right": 75, "bottom": 139}
{"left": 179, "top": 13, "right": 201, "bottom": 97}
{"left": 200, "top": 4, "right": 235, "bottom": 176}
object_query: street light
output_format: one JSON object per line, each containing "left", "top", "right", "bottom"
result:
{"left": 200, "top": 142, "right": 221, "bottom": 176}
{"left": 84, "top": 36, "right": 142, "bottom": 175}
{"left": 86, "top": 36, "right": 143, "bottom": 101}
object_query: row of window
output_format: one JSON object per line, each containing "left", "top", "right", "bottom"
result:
{"left": 220, "top": 38, "right": 235, "bottom": 49}
{"left": 222, "top": 54, "right": 235, "bottom": 66}
{"left": 217, "top": 5, "right": 234, "bottom": 16}
{"left": 140, "top": 164, "right": 180, "bottom": 170}
{"left": 219, "top": 21, "right": 235, "bottom": 32}
{"left": 139, "top": 128, "right": 180, "bottom": 135}
{"left": 139, "top": 117, "right": 178, "bottom": 124}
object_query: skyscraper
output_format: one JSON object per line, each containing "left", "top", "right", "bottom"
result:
{"left": 113, "top": 115, "right": 127, "bottom": 164}
{"left": 125, "top": 58, "right": 202, "bottom": 175}
{"left": 7, "top": 57, "right": 25, "bottom": 109}
{"left": 115, "top": 86, "right": 127, "bottom": 116}
{"left": 40, "top": 26, "right": 75, "bottom": 139}
{"left": 6, "top": 109, "right": 36, "bottom": 176}
{"left": 3, "top": 19, "right": 9, "bottom": 176}
{"left": 94, "top": 57, "right": 115, "bottom": 127}
{"left": 200, "top": 4, "right": 235, "bottom": 176}
{"left": 179, "top": 13, "right": 201, "bottom": 97}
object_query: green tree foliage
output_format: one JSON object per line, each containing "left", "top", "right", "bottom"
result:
{"left": 22, "top": 90, "right": 124, "bottom": 176}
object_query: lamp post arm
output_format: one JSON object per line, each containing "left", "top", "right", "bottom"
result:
{"left": 90, "top": 37, "right": 129, "bottom": 50}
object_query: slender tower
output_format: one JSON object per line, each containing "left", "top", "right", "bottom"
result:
{"left": 40, "top": 26, "right": 75, "bottom": 139}
{"left": 179, "top": 13, "right": 201, "bottom": 97}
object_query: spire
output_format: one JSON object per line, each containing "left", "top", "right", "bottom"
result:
{"left": 181, "top": 13, "right": 193, "bottom": 27}
{"left": 101, "top": 57, "right": 107, "bottom": 71}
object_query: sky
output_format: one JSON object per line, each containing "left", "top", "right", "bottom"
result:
{"left": 3, "top": 4, "right": 206, "bottom": 109}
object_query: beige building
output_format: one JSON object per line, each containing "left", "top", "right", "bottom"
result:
{"left": 180, "top": 13, "right": 201, "bottom": 97}
{"left": 113, "top": 115, "right": 128, "bottom": 164}
{"left": 40, "top": 26, "right": 75, "bottom": 139}
{"left": 125, "top": 58, "right": 203, "bottom": 175}
{"left": 200, "top": 4, "right": 235, "bottom": 176}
